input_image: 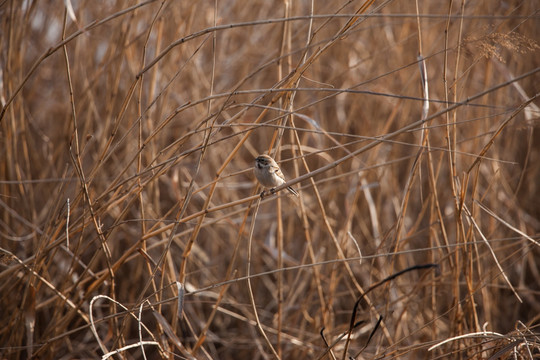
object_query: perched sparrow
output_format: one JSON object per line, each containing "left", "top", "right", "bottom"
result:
{"left": 254, "top": 154, "right": 298, "bottom": 197}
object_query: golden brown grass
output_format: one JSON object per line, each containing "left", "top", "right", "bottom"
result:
{"left": 1, "top": 0, "right": 539, "bottom": 359}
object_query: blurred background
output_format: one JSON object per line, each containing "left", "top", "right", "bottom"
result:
{"left": 1, "top": 0, "right": 539, "bottom": 358}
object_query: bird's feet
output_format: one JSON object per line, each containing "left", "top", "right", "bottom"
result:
{"left": 260, "top": 188, "right": 277, "bottom": 199}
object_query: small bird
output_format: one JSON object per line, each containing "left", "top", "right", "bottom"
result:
{"left": 254, "top": 154, "right": 298, "bottom": 197}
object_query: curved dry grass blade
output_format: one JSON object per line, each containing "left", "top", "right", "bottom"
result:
{"left": 342, "top": 264, "right": 438, "bottom": 358}
{"left": 319, "top": 328, "right": 337, "bottom": 360}
{"left": 353, "top": 315, "right": 383, "bottom": 359}
{"left": 315, "top": 322, "right": 363, "bottom": 360}
{"left": 246, "top": 198, "right": 280, "bottom": 359}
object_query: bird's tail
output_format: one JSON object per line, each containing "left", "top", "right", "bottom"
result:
{"left": 287, "top": 186, "right": 299, "bottom": 197}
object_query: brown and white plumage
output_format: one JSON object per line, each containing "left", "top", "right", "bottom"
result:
{"left": 254, "top": 154, "right": 298, "bottom": 197}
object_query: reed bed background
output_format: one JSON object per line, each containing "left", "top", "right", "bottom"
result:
{"left": 1, "top": 0, "right": 539, "bottom": 359}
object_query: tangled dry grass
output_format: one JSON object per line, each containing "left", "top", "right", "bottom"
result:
{"left": 1, "top": 0, "right": 539, "bottom": 359}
